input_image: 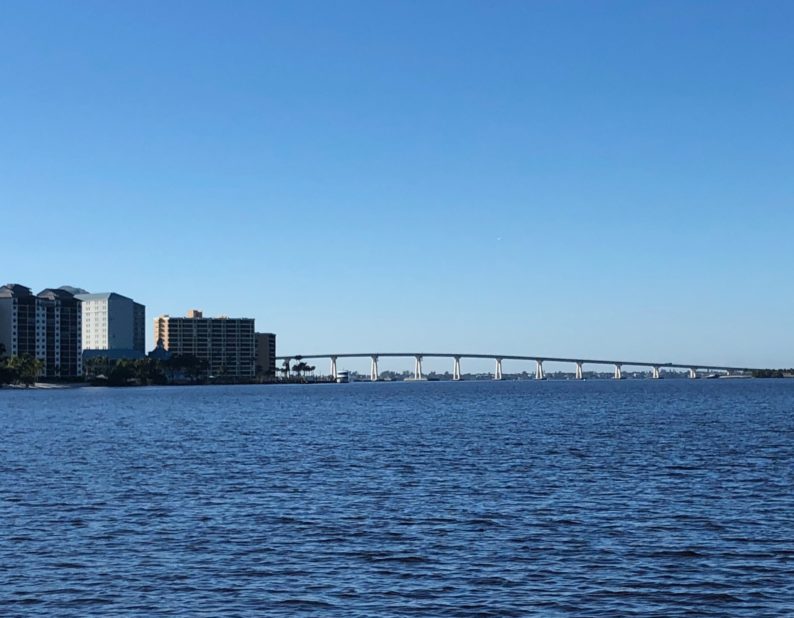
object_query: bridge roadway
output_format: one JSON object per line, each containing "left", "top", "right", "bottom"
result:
{"left": 276, "top": 353, "right": 760, "bottom": 381}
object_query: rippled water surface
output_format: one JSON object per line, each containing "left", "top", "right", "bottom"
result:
{"left": 1, "top": 380, "right": 793, "bottom": 616}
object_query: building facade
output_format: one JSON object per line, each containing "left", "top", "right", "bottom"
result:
{"left": 133, "top": 302, "right": 145, "bottom": 355}
{"left": 37, "top": 288, "right": 83, "bottom": 377}
{"left": 155, "top": 310, "right": 256, "bottom": 378}
{"left": 0, "top": 284, "right": 39, "bottom": 359}
{"left": 75, "top": 292, "right": 145, "bottom": 358}
{"left": 255, "top": 332, "right": 277, "bottom": 378}
{"left": 0, "top": 284, "right": 83, "bottom": 377}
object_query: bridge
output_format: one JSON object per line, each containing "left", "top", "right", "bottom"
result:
{"left": 275, "top": 353, "right": 760, "bottom": 381}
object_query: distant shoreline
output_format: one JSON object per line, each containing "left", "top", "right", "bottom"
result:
{"left": 2, "top": 382, "right": 88, "bottom": 390}
{"left": 4, "top": 375, "right": 794, "bottom": 391}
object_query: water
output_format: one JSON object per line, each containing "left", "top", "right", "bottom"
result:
{"left": 1, "top": 380, "right": 793, "bottom": 616}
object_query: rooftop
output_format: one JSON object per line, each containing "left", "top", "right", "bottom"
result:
{"left": 59, "top": 285, "right": 89, "bottom": 295}
{"left": 74, "top": 292, "right": 134, "bottom": 302}
{"left": 38, "top": 288, "right": 79, "bottom": 300}
{"left": 0, "top": 283, "right": 34, "bottom": 298}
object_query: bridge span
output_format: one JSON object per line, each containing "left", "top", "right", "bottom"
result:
{"left": 275, "top": 352, "right": 760, "bottom": 381}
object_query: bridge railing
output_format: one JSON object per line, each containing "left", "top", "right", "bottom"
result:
{"left": 275, "top": 352, "right": 759, "bottom": 381}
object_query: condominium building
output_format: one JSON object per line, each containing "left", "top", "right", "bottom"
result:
{"left": 37, "top": 288, "right": 83, "bottom": 377}
{"left": 76, "top": 292, "right": 145, "bottom": 357}
{"left": 133, "top": 302, "right": 145, "bottom": 354}
{"left": 0, "top": 284, "right": 83, "bottom": 377}
{"left": 0, "top": 284, "right": 39, "bottom": 359}
{"left": 154, "top": 310, "right": 256, "bottom": 378}
{"left": 256, "top": 332, "right": 277, "bottom": 377}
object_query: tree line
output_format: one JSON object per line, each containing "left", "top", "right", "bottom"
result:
{"left": 83, "top": 355, "right": 214, "bottom": 386}
{"left": 0, "top": 347, "right": 236, "bottom": 387}
{"left": 285, "top": 360, "right": 316, "bottom": 380}
{"left": 0, "top": 345, "right": 43, "bottom": 387}
{"left": 750, "top": 369, "right": 794, "bottom": 378}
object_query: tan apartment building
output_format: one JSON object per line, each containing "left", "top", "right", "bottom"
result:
{"left": 154, "top": 310, "right": 256, "bottom": 378}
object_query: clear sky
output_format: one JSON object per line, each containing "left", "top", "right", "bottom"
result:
{"left": 2, "top": 1, "right": 792, "bottom": 372}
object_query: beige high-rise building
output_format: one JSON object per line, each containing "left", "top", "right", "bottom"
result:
{"left": 154, "top": 310, "right": 256, "bottom": 378}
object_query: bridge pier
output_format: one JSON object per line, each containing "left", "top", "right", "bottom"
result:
{"left": 453, "top": 356, "right": 461, "bottom": 381}
{"left": 275, "top": 354, "right": 753, "bottom": 385}
{"left": 414, "top": 355, "right": 423, "bottom": 380}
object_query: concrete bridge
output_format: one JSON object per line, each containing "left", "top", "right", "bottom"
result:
{"left": 275, "top": 352, "right": 760, "bottom": 381}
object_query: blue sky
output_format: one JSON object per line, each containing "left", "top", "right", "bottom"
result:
{"left": 2, "top": 1, "right": 792, "bottom": 371}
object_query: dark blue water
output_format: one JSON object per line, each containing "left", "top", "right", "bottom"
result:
{"left": 1, "top": 380, "right": 793, "bottom": 616}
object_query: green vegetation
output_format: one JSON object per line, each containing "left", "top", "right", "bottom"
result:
{"left": 0, "top": 346, "right": 287, "bottom": 387}
{"left": 84, "top": 356, "right": 165, "bottom": 386}
{"left": 275, "top": 359, "right": 326, "bottom": 382}
{"left": 291, "top": 361, "right": 316, "bottom": 381}
{"left": 0, "top": 345, "right": 44, "bottom": 387}
{"left": 751, "top": 369, "right": 794, "bottom": 378}
{"left": 84, "top": 354, "right": 211, "bottom": 386}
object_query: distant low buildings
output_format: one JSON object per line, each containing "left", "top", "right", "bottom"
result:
{"left": 154, "top": 310, "right": 256, "bottom": 379}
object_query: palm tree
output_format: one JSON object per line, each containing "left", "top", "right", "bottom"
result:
{"left": 8, "top": 354, "right": 43, "bottom": 387}
{"left": 292, "top": 361, "right": 311, "bottom": 380}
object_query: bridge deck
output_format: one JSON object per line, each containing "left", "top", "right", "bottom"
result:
{"left": 275, "top": 353, "right": 758, "bottom": 372}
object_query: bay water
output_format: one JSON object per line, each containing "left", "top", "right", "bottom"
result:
{"left": 1, "top": 380, "right": 792, "bottom": 616}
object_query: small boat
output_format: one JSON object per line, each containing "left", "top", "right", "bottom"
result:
{"left": 336, "top": 371, "right": 350, "bottom": 383}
